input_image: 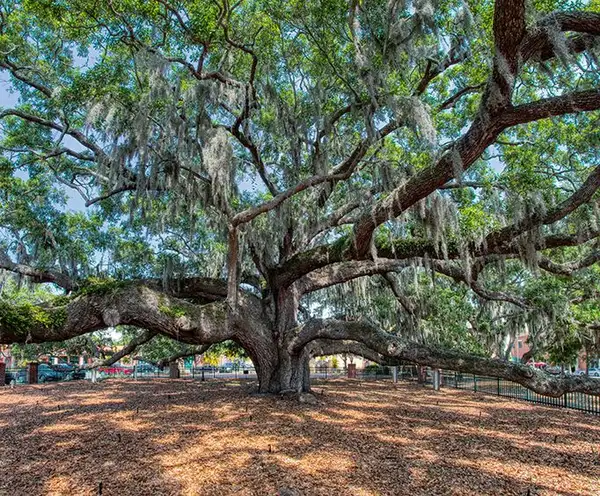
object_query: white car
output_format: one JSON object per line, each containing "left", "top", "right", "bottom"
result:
{"left": 576, "top": 368, "right": 600, "bottom": 377}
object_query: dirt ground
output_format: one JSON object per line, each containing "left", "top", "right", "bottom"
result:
{"left": 0, "top": 379, "right": 598, "bottom": 496}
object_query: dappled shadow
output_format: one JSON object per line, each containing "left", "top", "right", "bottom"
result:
{"left": 1, "top": 378, "right": 599, "bottom": 495}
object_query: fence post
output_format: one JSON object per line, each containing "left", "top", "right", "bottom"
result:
{"left": 201, "top": 368, "right": 205, "bottom": 382}
{"left": 454, "top": 371, "right": 458, "bottom": 388}
{"left": 473, "top": 374, "right": 477, "bottom": 393}
{"left": 169, "top": 362, "right": 180, "bottom": 379}
{"left": 27, "top": 362, "right": 39, "bottom": 384}
{"left": 392, "top": 366, "right": 398, "bottom": 383}
{"left": 497, "top": 377, "right": 500, "bottom": 396}
{"left": 347, "top": 363, "right": 357, "bottom": 379}
{"left": 0, "top": 362, "right": 5, "bottom": 386}
{"left": 563, "top": 393, "right": 568, "bottom": 409}
{"left": 433, "top": 369, "right": 440, "bottom": 391}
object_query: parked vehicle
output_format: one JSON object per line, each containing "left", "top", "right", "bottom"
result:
{"left": 37, "top": 363, "right": 67, "bottom": 383}
{"left": 135, "top": 363, "right": 161, "bottom": 374}
{"left": 575, "top": 368, "right": 600, "bottom": 377}
{"left": 4, "top": 370, "right": 15, "bottom": 385}
{"left": 98, "top": 365, "right": 134, "bottom": 376}
{"left": 528, "top": 361, "right": 547, "bottom": 369}
{"left": 588, "top": 368, "right": 600, "bottom": 377}
{"left": 219, "top": 362, "right": 236, "bottom": 373}
{"left": 54, "top": 363, "right": 86, "bottom": 380}
{"left": 3, "top": 364, "right": 85, "bottom": 384}
{"left": 543, "top": 365, "right": 563, "bottom": 375}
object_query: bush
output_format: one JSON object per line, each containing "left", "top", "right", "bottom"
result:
{"left": 364, "top": 364, "right": 390, "bottom": 375}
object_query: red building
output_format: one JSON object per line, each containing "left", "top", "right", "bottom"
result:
{"left": 510, "top": 334, "right": 531, "bottom": 361}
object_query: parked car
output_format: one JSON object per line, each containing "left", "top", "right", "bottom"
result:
{"left": 4, "top": 370, "right": 15, "bottom": 385}
{"left": 135, "top": 363, "right": 160, "bottom": 374}
{"left": 37, "top": 363, "right": 67, "bottom": 383}
{"left": 7, "top": 369, "right": 27, "bottom": 384}
{"left": 543, "top": 365, "right": 563, "bottom": 375}
{"left": 528, "top": 361, "right": 547, "bottom": 369}
{"left": 3, "top": 363, "right": 84, "bottom": 384}
{"left": 54, "top": 363, "right": 86, "bottom": 380}
{"left": 98, "top": 365, "right": 134, "bottom": 376}
{"left": 588, "top": 368, "right": 600, "bottom": 377}
{"left": 575, "top": 368, "right": 600, "bottom": 377}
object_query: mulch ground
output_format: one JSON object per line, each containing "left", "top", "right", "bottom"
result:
{"left": 0, "top": 379, "right": 598, "bottom": 496}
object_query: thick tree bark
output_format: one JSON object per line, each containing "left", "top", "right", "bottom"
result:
{"left": 290, "top": 318, "right": 600, "bottom": 396}
{"left": 2, "top": 285, "right": 600, "bottom": 396}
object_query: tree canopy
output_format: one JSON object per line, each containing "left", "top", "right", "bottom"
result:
{"left": 1, "top": 0, "right": 600, "bottom": 395}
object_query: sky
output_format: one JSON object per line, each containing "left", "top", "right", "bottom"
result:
{"left": 1, "top": 61, "right": 91, "bottom": 213}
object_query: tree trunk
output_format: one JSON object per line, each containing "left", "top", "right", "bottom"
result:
{"left": 252, "top": 287, "right": 311, "bottom": 394}
{"left": 247, "top": 346, "right": 311, "bottom": 394}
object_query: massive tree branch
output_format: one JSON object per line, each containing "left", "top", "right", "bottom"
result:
{"left": 538, "top": 251, "right": 600, "bottom": 276}
{"left": 290, "top": 319, "right": 600, "bottom": 396}
{"left": 501, "top": 89, "right": 600, "bottom": 127}
{"left": 135, "top": 344, "right": 212, "bottom": 369}
{"left": 277, "top": 85, "right": 600, "bottom": 285}
{"left": 490, "top": 0, "right": 526, "bottom": 106}
{"left": 484, "top": 157, "right": 600, "bottom": 252}
{"left": 0, "top": 284, "right": 237, "bottom": 345}
{"left": 520, "top": 11, "right": 600, "bottom": 63}
{"left": 295, "top": 259, "right": 412, "bottom": 294}
{"left": 0, "top": 250, "right": 74, "bottom": 290}
{"left": 309, "top": 339, "right": 392, "bottom": 365}
{"left": 83, "top": 330, "right": 159, "bottom": 369}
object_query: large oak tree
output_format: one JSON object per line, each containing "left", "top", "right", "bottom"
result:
{"left": 1, "top": 0, "right": 600, "bottom": 395}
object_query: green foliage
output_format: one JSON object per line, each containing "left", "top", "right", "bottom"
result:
{"left": 0, "top": 0, "right": 599, "bottom": 367}
{"left": 158, "top": 304, "right": 188, "bottom": 319}
{"left": 0, "top": 282, "right": 69, "bottom": 336}
{"left": 203, "top": 341, "right": 247, "bottom": 366}
{"left": 76, "top": 278, "right": 132, "bottom": 296}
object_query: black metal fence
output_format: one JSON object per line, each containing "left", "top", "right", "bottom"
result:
{"left": 436, "top": 370, "right": 600, "bottom": 415}
{"left": 4, "top": 363, "right": 599, "bottom": 415}
{"left": 309, "top": 365, "right": 600, "bottom": 416}
{"left": 94, "top": 365, "right": 258, "bottom": 381}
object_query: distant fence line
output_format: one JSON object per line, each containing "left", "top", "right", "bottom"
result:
{"left": 3, "top": 364, "right": 599, "bottom": 416}
{"left": 436, "top": 369, "right": 600, "bottom": 416}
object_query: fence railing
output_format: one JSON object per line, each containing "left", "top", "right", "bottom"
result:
{"left": 310, "top": 365, "right": 600, "bottom": 416}
{"left": 4, "top": 363, "right": 598, "bottom": 415}
{"left": 435, "top": 370, "right": 600, "bottom": 415}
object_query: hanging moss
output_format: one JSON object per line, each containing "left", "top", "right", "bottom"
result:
{"left": 0, "top": 299, "right": 68, "bottom": 335}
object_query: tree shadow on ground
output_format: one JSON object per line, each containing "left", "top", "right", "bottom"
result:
{"left": 1, "top": 378, "right": 598, "bottom": 496}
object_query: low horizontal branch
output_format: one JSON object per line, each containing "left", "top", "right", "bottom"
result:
{"left": 290, "top": 319, "right": 600, "bottom": 396}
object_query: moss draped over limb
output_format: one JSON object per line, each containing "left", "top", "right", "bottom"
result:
{"left": 0, "top": 285, "right": 236, "bottom": 345}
